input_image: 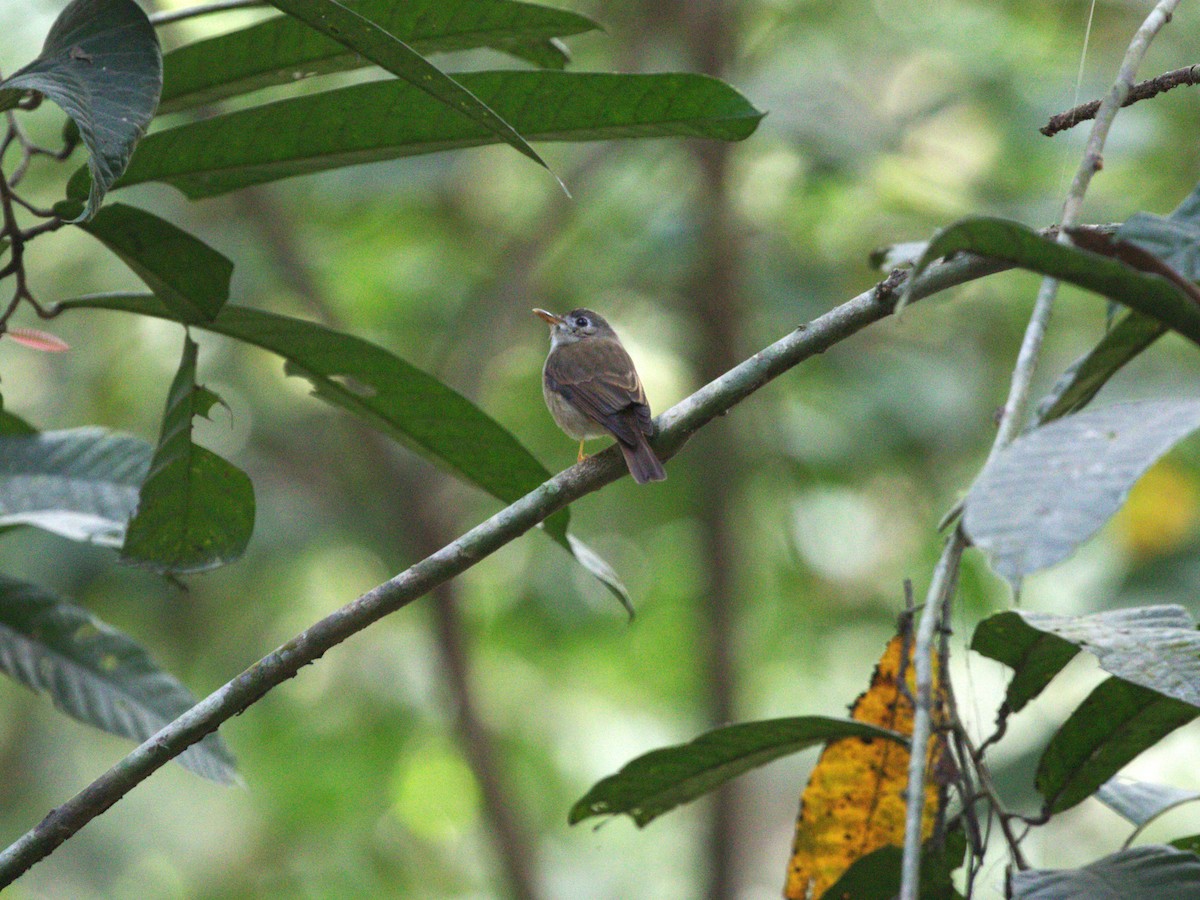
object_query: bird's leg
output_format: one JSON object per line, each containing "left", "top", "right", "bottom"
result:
{"left": 577, "top": 439, "right": 586, "bottom": 463}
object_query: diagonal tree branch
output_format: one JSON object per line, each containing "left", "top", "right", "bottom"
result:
{"left": 0, "top": 250, "right": 1011, "bottom": 888}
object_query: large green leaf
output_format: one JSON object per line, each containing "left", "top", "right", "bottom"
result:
{"left": 0, "top": 574, "right": 236, "bottom": 782}
{"left": 1010, "top": 846, "right": 1200, "bottom": 899}
{"left": 569, "top": 717, "right": 901, "bottom": 827}
{"left": 262, "top": 0, "right": 548, "bottom": 173}
{"left": 0, "top": 428, "right": 150, "bottom": 546}
{"left": 970, "top": 610, "right": 1081, "bottom": 714}
{"left": 121, "top": 336, "right": 254, "bottom": 574}
{"left": 906, "top": 218, "right": 1200, "bottom": 346}
{"left": 1036, "top": 677, "right": 1197, "bottom": 814}
{"left": 972, "top": 605, "right": 1200, "bottom": 713}
{"left": 823, "top": 831, "right": 967, "bottom": 900}
{"left": 159, "top": 0, "right": 598, "bottom": 113}
{"left": 0, "top": 0, "right": 160, "bottom": 221}
{"left": 58, "top": 294, "right": 632, "bottom": 611}
{"left": 963, "top": 400, "right": 1200, "bottom": 584}
{"left": 75, "top": 203, "right": 232, "bottom": 323}
{"left": 78, "top": 71, "right": 762, "bottom": 200}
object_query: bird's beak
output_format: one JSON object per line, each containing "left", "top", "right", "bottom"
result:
{"left": 532, "top": 308, "right": 565, "bottom": 326}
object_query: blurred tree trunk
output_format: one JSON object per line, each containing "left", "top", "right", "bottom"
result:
{"left": 659, "top": 0, "right": 747, "bottom": 897}
{"left": 234, "top": 187, "right": 544, "bottom": 900}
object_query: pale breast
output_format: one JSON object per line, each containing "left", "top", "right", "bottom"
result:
{"left": 542, "top": 379, "right": 609, "bottom": 440}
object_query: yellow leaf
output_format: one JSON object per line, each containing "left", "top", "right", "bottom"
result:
{"left": 1114, "top": 459, "right": 1197, "bottom": 559}
{"left": 783, "top": 624, "right": 951, "bottom": 900}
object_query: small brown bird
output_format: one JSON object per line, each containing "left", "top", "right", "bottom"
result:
{"left": 534, "top": 308, "right": 666, "bottom": 484}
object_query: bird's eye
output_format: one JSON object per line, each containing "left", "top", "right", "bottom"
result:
{"left": 574, "top": 316, "right": 589, "bottom": 328}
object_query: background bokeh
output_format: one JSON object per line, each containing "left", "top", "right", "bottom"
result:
{"left": 4, "top": 0, "right": 1200, "bottom": 897}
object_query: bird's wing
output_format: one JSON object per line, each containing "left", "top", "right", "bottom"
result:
{"left": 544, "top": 338, "right": 652, "bottom": 446}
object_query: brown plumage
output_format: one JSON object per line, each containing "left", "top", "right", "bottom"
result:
{"left": 534, "top": 308, "right": 666, "bottom": 484}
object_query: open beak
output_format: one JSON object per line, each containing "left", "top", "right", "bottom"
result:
{"left": 532, "top": 308, "right": 565, "bottom": 326}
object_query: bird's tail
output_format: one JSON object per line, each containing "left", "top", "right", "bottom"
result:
{"left": 620, "top": 433, "right": 666, "bottom": 484}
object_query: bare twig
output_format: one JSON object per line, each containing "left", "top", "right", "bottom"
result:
{"left": 1042, "top": 62, "right": 1200, "bottom": 136}
{"left": 0, "top": 249, "right": 1012, "bottom": 887}
{"left": 898, "top": 3, "right": 1185, "bottom": 898}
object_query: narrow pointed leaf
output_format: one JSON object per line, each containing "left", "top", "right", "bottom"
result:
{"left": 963, "top": 400, "right": 1200, "bottom": 584}
{"left": 60, "top": 294, "right": 630, "bottom": 609}
{"left": 1036, "top": 677, "right": 1197, "bottom": 814}
{"left": 0, "top": 396, "right": 36, "bottom": 437}
{"left": 1035, "top": 312, "right": 1166, "bottom": 424}
{"left": 81, "top": 71, "right": 763, "bottom": 200}
{"left": 1010, "top": 845, "right": 1200, "bottom": 899}
{"left": 1098, "top": 778, "right": 1200, "bottom": 828}
{"left": 61, "top": 294, "right": 556, "bottom": 524}
{"left": 76, "top": 203, "right": 232, "bottom": 322}
{"left": 0, "top": 574, "right": 236, "bottom": 782}
{"left": 565, "top": 534, "right": 632, "bottom": 618}
{"left": 159, "top": 0, "right": 598, "bottom": 113}
{"left": 0, "top": 0, "right": 161, "bottom": 221}
{"left": 121, "top": 336, "right": 254, "bottom": 574}
{"left": 262, "top": 0, "right": 548, "bottom": 172}
{"left": 906, "top": 218, "right": 1200, "bottom": 346}
{"left": 0, "top": 428, "right": 150, "bottom": 546}
{"left": 1117, "top": 181, "right": 1200, "bottom": 281}
{"left": 569, "top": 717, "right": 902, "bottom": 827}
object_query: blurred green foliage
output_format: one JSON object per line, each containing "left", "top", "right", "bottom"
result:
{"left": 5, "top": 0, "right": 1200, "bottom": 897}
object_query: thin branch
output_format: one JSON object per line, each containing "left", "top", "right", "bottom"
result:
{"left": 898, "top": 2, "right": 1184, "bottom": 898}
{"left": 149, "top": 0, "right": 266, "bottom": 26}
{"left": 0, "top": 251, "right": 1013, "bottom": 887}
{"left": 1041, "top": 62, "right": 1200, "bottom": 136}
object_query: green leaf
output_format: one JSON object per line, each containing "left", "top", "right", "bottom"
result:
{"left": 1034, "top": 312, "right": 1167, "bottom": 424}
{"left": 1117, "top": 185, "right": 1200, "bottom": 282}
{"left": 0, "top": 395, "right": 36, "bottom": 437}
{"left": 0, "top": 0, "right": 161, "bottom": 221}
{"left": 1002, "top": 605, "right": 1200, "bottom": 707}
{"left": 88, "top": 71, "right": 763, "bottom": 200}
{"left": 75, "top": 203, "right": 232, "bottom": 323}
{"left": 565, "top": 534, "right": 633, "bottom": 619}
{"left": 1172, "top": 835, "right": 1200, "bottom": 855}
{"left": 970, "top": 610, "right": 1080, "bottom": 714}
{"left": 823, "top": 830, "right": 967, "bottom": 900}
{"left": 121, "top": 336, "right": 254, "bottom": 574}
{"left": 1010, "top": 845, "right": 1200, "bottom": 899}
{"left": 59, "top": 294, "right": 631, "bottom": 610}
{"left": 1036, "top": 678, "right": 1197, "bottom": 814}
{"left": 159, "top": 0, "right": 598, "bottom": 113}
{"left": 963, "top": 400, "right": 1200, "bottom": 584}
{"left": 0, "top": 427, "right": 150, "bottom": 546}
{"left": 1097, "top": 778, "right": 1200, "bottom": 828}
{"left": 906, "top": 218, "right": 1200, "bottom": 347}
{"left": 973, "top": 605, "right": 1200, "bottom": 715}
{"left": 0, "top": 573, "right": 236, "bottom": 783}
{"left": 568, "top": 717, "right": 902, "bottom": 827}
{"left": 262, "top": 0, "right": 549, "bottom": 173}
{"left": 61, "top": 293, "right": 559, "bottom": 525}
{"left": 1034, "top": 187, "right": 1200, "bottom": 424}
